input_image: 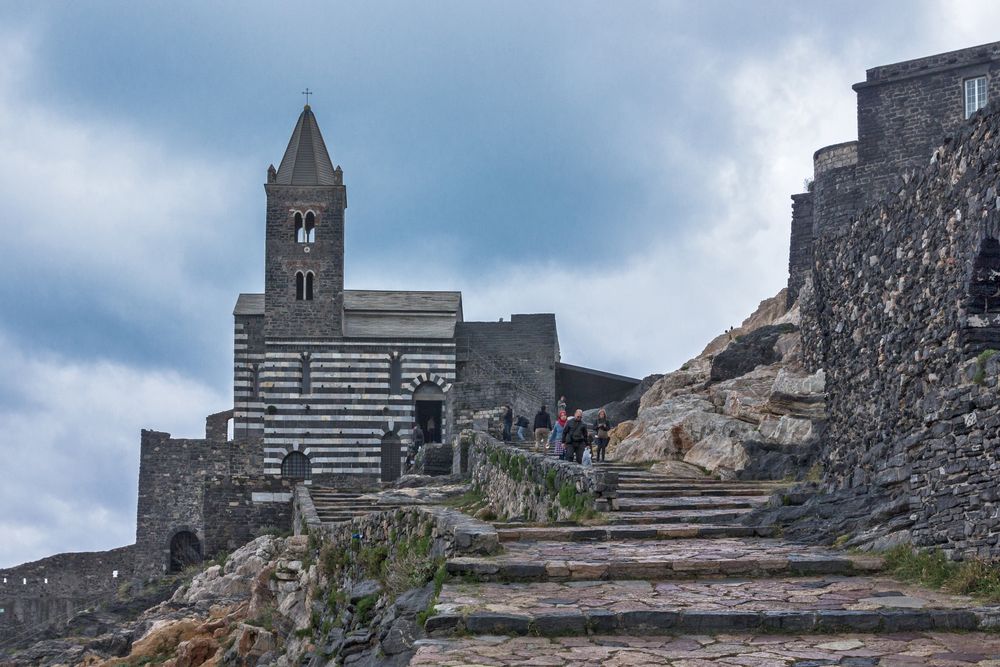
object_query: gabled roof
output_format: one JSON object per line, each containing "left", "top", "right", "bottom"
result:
{"left": 233, "top": 293, "right": 264, "bottom": 316}
{"left": 343, "top": 290, "right": 463, "bottom": 314}
{"left": 274, "top": 106, "right": 338, "bottom": 186}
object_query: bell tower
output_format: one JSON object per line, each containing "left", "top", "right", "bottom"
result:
{"left": 263, "top": 105, "right": 346, "bottom": 338}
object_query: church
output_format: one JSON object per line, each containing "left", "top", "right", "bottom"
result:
{"left": 231, "top": 104, "right": 637, "bottom": 486}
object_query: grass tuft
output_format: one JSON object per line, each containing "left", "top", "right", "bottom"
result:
{"left": 883, "top": 544, "right": 1000, "bottom": 602}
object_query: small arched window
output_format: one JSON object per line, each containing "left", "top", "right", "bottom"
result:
{"left": 294, "top": 211, "right": 305, "bottom": 243}
{"left": 281, "top": 451, "right": 311, "bottom": 480}
{"left": 300, "top": 352, "right": 312, "bottom": 394}
{"left": 295, "top": 271, "right": 305, "bottom": 300}
{"left": 305, "top": 271, "right": 314, "bottom": 300}
{"left": 305, "top": 211, "right": 316, "bottom": 243}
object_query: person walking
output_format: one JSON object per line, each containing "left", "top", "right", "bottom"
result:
{"left": 502, "top": 405, "right": 514, "bottom": 442}
{"left": 515, "top": 414, "right": 529, "bottom": 442}
{"left": 533, "top": 405, "right": 552, "bottom": 453}
{"left": 426, "top": 417, "right": 437, "bottom": 443}
{"left": 557, "top": 395, "right": 567, "bottom": 416}
{"left": 549, "top": 410, "right": 568, "bottom": 458}
{"left": 561, "top": 409, "right": 590, "bottom": 464}
{"left": 594, "top": 408, "right": 612, "bottom": 462}
{"left": 407, "top": 423, "right": 425, "bottom": 470}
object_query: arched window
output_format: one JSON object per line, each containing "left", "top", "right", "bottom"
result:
{"left": 281, "top": 451, "right": 311, "bottom": 480}
{"left": 305, "top": 271, "right": 314, "bottom": 300}
{"left": 389, "top": 353, "right": 403, "bottom": 394}
{"left": 294, "top": 211, "right": 305, "bottom": 243}
{"left": 305, "top": 211, "right": 316, "bottom": 243}
{"left": 169, "top": 531, "right": 202, "bottom": 573}
{"left": 300, "top": 352, "right": 312, "bottom": 394}
{"left": 295, "top": 271, "right": 305, "bottom": 300}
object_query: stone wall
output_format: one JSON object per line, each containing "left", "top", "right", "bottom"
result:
{"left": 454, "top": 315, "right": 559, "bottom": 431}
{"left": 797, "top": 106, "right": 1000, "bottom": 556}
{"left": 786, "top": 191, "right": 814, "bottom": 306}
{"left": 0, "top": 546, "right": 135, "bottom": 645}
{"left": 134, "top": 422, "right": 290, "bottom": 575}
{"left": 463, "top": 431, "right": 617, "bottom": 522}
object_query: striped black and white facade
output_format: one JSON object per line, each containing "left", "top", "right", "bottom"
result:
{"left": 230, "top": 105, "right": 558, "bottom": 486}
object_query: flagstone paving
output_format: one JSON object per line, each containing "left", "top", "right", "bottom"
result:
{"left": 417, "top": 459, "right": 1000, "bottom": 665}
{"left": 410, "top": 633, "right": 1000, "bottom": 666}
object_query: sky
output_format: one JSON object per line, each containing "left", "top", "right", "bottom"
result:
{"left": 1, "top": 1, "right": 999, "bottom": 567}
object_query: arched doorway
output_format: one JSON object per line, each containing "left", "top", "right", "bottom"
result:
{"left": 381, "top": 432, "right": 402, "bottom": 482}
{"left": 413, "top": 382, "right": 445, "bottom": 444}
{"left": 281, "top": 451, "right": 311, "bottom": 481}
{"left": 169, "top": 531, "right": 202, "bottom": 573}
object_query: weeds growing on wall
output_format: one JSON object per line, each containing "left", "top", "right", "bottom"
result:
{"left": 884, "top": 544, "right": 1000, "bottom": 602}
{"left": 972, "top": 348, "right": 998, "bottom": 385}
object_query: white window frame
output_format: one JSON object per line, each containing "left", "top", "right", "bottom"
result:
{"left": 965, "top": 76, "right": 987, "bottom": 119}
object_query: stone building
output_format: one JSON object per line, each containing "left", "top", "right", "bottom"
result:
{"left": 128, "top": 105, "right": 637, "bottom": 574}
{"left": 787, "top": 40, "right": 1000, "bottom": 556}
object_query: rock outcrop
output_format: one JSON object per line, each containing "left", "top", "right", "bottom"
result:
{"left": 613, "top": 293, "right": 826, "bottom": 479}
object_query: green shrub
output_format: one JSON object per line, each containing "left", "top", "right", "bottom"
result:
{"left": 883, "top": 544, "right": 1000, "bottom": 602}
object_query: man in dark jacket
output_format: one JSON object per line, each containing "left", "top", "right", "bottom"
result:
{"left": 502, "top": 405, "right": 514, "bottom": 442}
{"left": 533, "top": 405, "right": 552, "bottom": 453}
{"left": 561, "top": 409, "right": 590, "bottom": 464}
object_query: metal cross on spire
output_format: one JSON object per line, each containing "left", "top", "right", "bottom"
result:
{"left": 302, "top": 88, "right": 313, "bottom": 106}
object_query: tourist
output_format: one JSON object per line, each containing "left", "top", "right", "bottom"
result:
{"left": 502, "top": 405, "right": 514, "bottom": 442}
{"left": 549, "top": 410, "right": 568, "bottom": 458}
{"left": 408, "top": 423, "right": 425, "bottom": 470}
{"left": 426, "top": 417, "right": 437, "bottom": 443}
{"left": 582, "top": 444, "right": 593, "bottom": 467}
{"left": 561, "top": 409, "right": 590, "bottom": 464}
{"left": 557, "top": 395, "right": 567, "bottom": 415}
{"left": 594, "top": 408, "right": 612, "bottom": 462}
{"left": 533, "top": 405, "right": 552, "bottom": 453}
{"left": 515, "top": 414, "right": 529, "bottom": 441}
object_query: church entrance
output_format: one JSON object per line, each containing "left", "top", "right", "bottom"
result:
{"left": 169, "top": 530, "right": 202, "bottom": 573}
{"left": 413, "top": 382, "right": 444, "bottom": 443}
{"left": 380, "top": 432, "right": 402, "bottom": 482}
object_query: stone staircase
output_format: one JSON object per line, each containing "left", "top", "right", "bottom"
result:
{"left": 411, "top": 459, "right": 1000, "bottom": 665}
{"left": 308, "top": 488, "right": 419, "bottom": 525}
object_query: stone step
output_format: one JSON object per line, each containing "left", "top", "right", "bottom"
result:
{"left": 603, "top": 508, "right": 754, "bottom": 525}
{"left": 409, "top": 632, "right": 1000, "bottom": 665}
{"left": 425, "top": 576, "right": 989, "bottom": 637}
{"left": 615, "top": 487, "right": 780, "bottom": 498}
{"left": 496, "top": 523, "right": 775, "bottom": 542}
{"left": 445, "top": 538, "right": 884, "bottom": 582}
{"left": 614, "top": 496, "right": 770, "bottom": 512}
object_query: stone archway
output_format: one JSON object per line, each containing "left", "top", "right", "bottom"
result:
{"left": 169, "top": 530, "right": 202, "bottom": 573}
{"left": 413, "top": 381, "right": 445, "bottom": 444}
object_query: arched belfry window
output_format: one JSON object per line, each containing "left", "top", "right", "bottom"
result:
{"left": 295, "top": 272, "right": 305, "bottom": 300}
{"left": 305, "top": 272, "right": 314, "bottom": 300}
{"left": 300, "top": 352, "right": 312, "bottom": 394}
{"left": 305, "top": 211, "right": 316, "bottom": 243}
{"left": 294, "top": 211, "right": 305, "bottom": 243}
{"left": 281, "top": 451, "right": 311, "bottom": 480}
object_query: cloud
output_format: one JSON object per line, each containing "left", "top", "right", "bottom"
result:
{"left": 0, "top": 330, "right": 226, "bottom": 568}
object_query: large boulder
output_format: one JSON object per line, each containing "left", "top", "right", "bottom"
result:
{"left": 709, "top": 323, "right": 797, "bottom": 382}
{"left": 683, "top": 434, "right": 749, "bottom": 473}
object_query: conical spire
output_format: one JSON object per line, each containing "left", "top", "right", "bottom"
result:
{"left": 274, "top": 105, "right": 338, "bottom": 186}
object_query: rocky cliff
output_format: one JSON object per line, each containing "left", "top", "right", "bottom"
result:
{"left": 609, "top": 289, "right": 827, "bottom": 481}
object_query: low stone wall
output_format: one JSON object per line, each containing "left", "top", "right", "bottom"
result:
{"left": 463, "top": 430, "right": 618, "bottom": 522}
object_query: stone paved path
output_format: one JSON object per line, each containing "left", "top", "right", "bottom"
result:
{"left": 413, "top": 459, "right": 1000, "bottom": 664}
{"left": 410, "top": 633, "right": 1000, "bottom": 666}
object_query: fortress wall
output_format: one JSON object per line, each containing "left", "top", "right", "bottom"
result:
{"left": 454, "top": 314, "right": 559, "bottom": 429}
{"left": 801, "top": 107, "right": 1000, "bottom": 556}
{"left": 234, "top": 313, "right": 265, "bottom": 439}
{"left": 786, "top": 191, "right": 814, "bottom": 307}
{"left": 0, "top": 546, "right": 135, "bottom": 644}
